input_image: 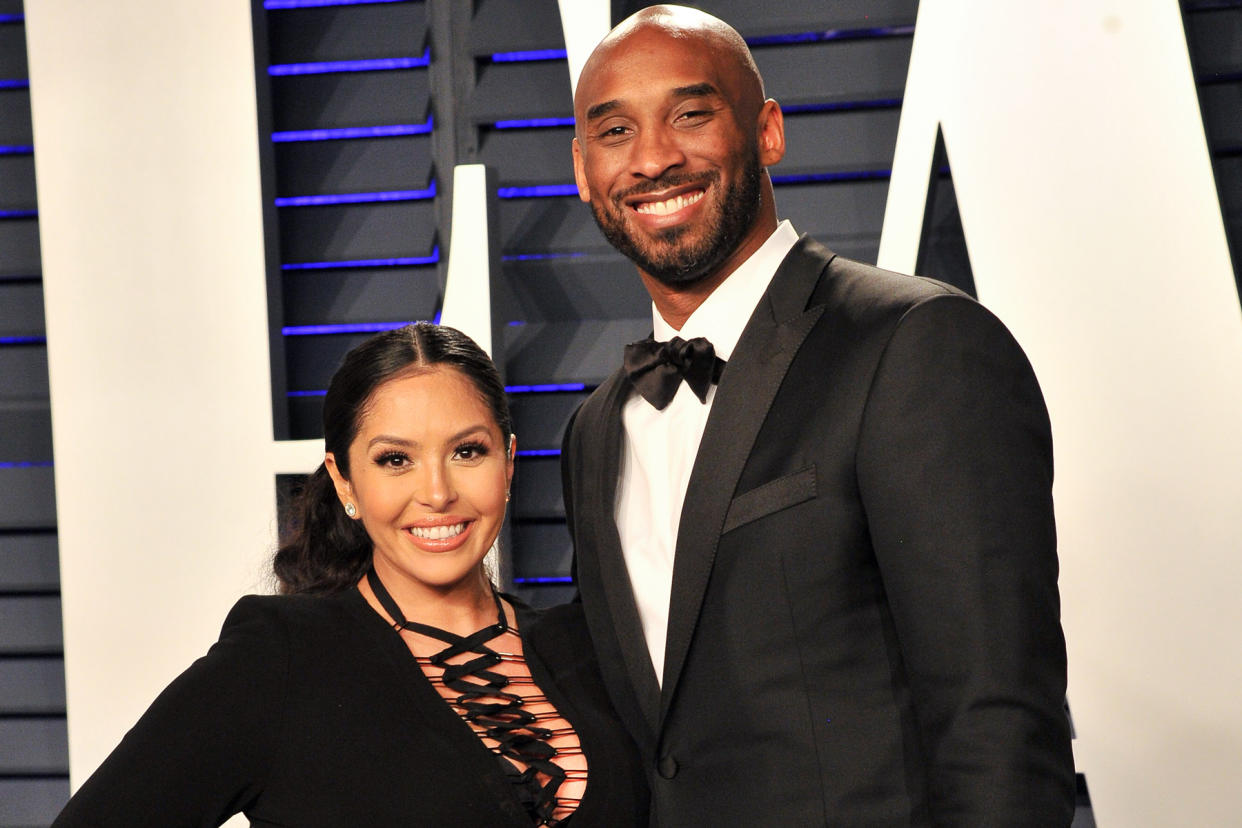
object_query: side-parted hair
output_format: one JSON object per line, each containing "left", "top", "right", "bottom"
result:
{"left": 273, "top": 323, "right": 512, "bottom": 595}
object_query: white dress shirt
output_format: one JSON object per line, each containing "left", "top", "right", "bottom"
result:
{"left": 615, "top": 220, "right": 799, "bottom": 683}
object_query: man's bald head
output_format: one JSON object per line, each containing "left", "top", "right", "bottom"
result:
{"left": 575, "top": 5, "right": 765, "bottom": 132}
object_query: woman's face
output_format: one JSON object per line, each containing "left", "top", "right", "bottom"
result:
{"left": 326, "top": 367, "right": 514, "bottom": 597}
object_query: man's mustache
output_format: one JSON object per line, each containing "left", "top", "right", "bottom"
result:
{"left": 610, "top": 170, "right": 719, "bottom": 205}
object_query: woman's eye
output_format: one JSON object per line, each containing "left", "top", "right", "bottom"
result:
{"left": 375, "top": 452, "right": 407, "bottom": 468}
{"left": 454, "top": 442, "right": 488, "bottom": 461}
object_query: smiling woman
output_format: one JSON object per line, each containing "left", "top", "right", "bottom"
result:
{"left": 51, "top": 325, "right": 648, "bottom": 828}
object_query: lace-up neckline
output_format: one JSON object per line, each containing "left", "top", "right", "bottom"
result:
{"left": 366, "top": 568, "right": 586, "bottom": 825}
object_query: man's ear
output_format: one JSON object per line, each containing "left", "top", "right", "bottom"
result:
{"left": 757, "top": 99, "right": 786, "bottom": 167}
{"left": 572, "top": 137, "right": 592, "bottom": 203}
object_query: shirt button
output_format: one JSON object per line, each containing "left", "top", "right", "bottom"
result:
{"left": 657, "top": 754, "right": 678, "bottom": 779}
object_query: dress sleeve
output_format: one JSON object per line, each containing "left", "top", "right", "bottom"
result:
{"left": 52, "top": 596, "right": 290, "bottom": 828}
{"left": 856, "top": 294, "right": 1076, "bottom": 826}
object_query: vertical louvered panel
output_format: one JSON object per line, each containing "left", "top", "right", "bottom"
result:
{"left": 0, "top": 3, "right": 70, "bottom": 824}
{"left": 1184, "top": 0, "right": 1242, "bottom": 303}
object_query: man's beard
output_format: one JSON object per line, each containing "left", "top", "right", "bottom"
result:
{"left": 588, "top": 149, "right": 763, "bottom": 288}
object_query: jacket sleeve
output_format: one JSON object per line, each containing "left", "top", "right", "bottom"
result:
{"left": 856, "top": 294, "right": 1075, "bottom": 826}
{"left": 52, "top": 596, "right": 289, "bottom": 827}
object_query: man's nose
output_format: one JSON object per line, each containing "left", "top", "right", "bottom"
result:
{"left": 631, "top": 126, "right": 687, "bottom": 181}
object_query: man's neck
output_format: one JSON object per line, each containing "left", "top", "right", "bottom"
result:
{"left": 641, "top": 215, "right": 779, "bottom": 331}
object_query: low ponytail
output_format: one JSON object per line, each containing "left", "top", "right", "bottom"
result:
{"left": 273, "top": 464, "right": 371, "bottom": 595}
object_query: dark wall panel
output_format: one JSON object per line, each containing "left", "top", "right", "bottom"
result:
{"left": 282, "top": 265, "right": 440, "bottom": 327}
{"left": 755, "top": 37, "right": 913, "bottom": 104}
{"left": 0, "top": 596, "right": 62, "bottom": 655}
{"left": 0, "top": 91, "right": 32, "bottom": 144}
{"left": 469, "top": 0, "right": 564, "bottom": 53}
{"left": 0, "top": 532, "right": 59, "bottom": 591}
{"left": 501, "top": 255, "right": 648, "bottom": 322}
{"left": 478, "top": 126, "right": 575, "bottom": 186}
{"left": 0, "top": 719, "right": 68, "bottom": 773}
{"left": 277, "top": 200, "right": 437, "bottom": 263}
{"left": 0, "top": 280, "right": 43, "bottom": 334}
{"left": 271, "top": 72, "right": 431, "bottom": 131}
{"left": 0, "top": 218, "right": 41, "bottom": 277}
{"left": 0, "top": 155, "right": 36, "bottom": 209}
{"left": 274, "top": 135, "right": 433, "bottom": 197}
{"left": 267, "top": 1, "right": 427, "bottom": 64}
{"left": 0, "top": 779, "right": 71, "bottom": 828}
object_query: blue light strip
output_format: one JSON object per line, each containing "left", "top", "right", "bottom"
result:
{"left": 512, "top": 576, "right": 574, "bottom": 585}
{"left": 282, "top": 248, "right": 440, "bottom": 270}
{"left": 516, "top": 449, "right": 562, "bottom": 458}
{"left": 0, "top": 461, "right": 54, "bottom": 469}
{"left": 272, "top": 120, "right": 432, "bottom": 142}
{"left": 497, "top": 184, "right": 579, "bottom": 199}
{"left": 0, "top": 335, "right": 46, "bottom": 345}
{"left": 0, "top": 210, "right": 38, "bottom": 219}
{"left": 269, "top": 51, "right": 429, "bottom": 77}
{"left": 0, "top": 13, "right": 25, "bottom": 24}
{"left": 282, "top": 321, "right": 417, "bottom": 336}
{"left": 287, "top": 389, "right": 328, "bottom": 397}
{"left": 771, "top": 169, "right": 891, "bottom": 185}
{"left": 275, "top": 182, "right": 435, "bottom": 207}
{"left": 493, "top": 117, "right": 575, "bottom": 129}
{"left": 746, "top": 25, "right": 915, "bottom": 47}
{"left": 0, "top": 145, "right": 34, "bottom": 155}
{"left": 0, "top": 79, "right": 30, "bottom": 89}
{"left": 505, "top": 383, "right": 588, "bottom": 394}
{"left": 781, "top": 98, "right": 902, "bottom": 114}
{"left": 501, "top": 252, "right": 584, "bottom": 262}
{"left": 491, "top": 48, "right": 567, "bottom": 63}
{"left": 265, "top": 0, "right": 411, "bottom": 8}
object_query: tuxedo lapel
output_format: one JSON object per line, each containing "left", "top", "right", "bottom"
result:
{"left": 659, "top": 237, "right": 834, "bottom": 717}
{"left": 575, "top": 369, "right": 663, "bottom": 735}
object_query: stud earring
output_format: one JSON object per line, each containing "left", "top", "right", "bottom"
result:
{"left": 505, "top": 489, "right": 511, "bottom": 503}
{"left": 345, "top": 503, "right": 357, "bottom": 518}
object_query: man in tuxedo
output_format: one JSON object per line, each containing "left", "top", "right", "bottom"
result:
{"left": 561, "top": 5, "right": 1075, "bottom": 825}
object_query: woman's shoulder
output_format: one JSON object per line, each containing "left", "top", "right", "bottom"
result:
{"left": 217, "top": 589, "right": 367, "bottom": 648}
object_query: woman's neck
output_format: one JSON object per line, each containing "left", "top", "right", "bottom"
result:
{"left": 358, "top": 562, "right": 504, "bottom": 638}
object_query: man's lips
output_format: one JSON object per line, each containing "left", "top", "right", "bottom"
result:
{"left": 633, "top": 188, "right": 706, "bottom": 216}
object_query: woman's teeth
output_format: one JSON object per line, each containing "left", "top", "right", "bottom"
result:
{"left": 407, "top": 523, "right": 466, "bottom": 540}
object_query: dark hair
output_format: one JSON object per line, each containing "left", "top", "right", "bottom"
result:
{"left": 273, "top": 323, "right": 512, "bottom": 595}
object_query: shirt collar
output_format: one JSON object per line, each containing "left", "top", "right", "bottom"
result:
{"left": 651, "top": 220, "right": 799, "bottom": 361}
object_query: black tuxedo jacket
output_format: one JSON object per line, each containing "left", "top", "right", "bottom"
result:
{"left": 561, "top": 238, "right": 1075, "bottom": 826}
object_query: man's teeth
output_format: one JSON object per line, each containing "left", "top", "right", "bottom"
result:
{"left": 407, "top": 523, "right": 466, "bottom": 540}
{"left": 635, "top": 190, "right": 704, "bottom": 215}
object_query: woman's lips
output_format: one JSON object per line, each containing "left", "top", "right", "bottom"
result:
{"left": 403, "top": 520, "right": 473, "bottom": 552}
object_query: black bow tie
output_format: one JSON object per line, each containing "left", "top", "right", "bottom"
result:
{"left": 623, "top": 336, "right": 726, "bottom": 410}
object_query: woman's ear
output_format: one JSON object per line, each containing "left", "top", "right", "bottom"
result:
{"left": 506, "top": 434, "right": 517, "bottom": 492}
{"left": 324, "top": 452, "right": 354, "bottom": 509}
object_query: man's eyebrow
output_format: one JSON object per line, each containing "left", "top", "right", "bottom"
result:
{"left": 583, "top": 83, "right": 721, "bottom": 123}
{"left": 585, "top": 99, "right": 622, "bottom": 122}
{"left": 671, "top": 82, "right": 720, "bottom": 99}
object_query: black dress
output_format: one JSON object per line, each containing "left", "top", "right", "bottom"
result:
{"left": 52, "top": 589, "right": 648, "bottom": 827}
